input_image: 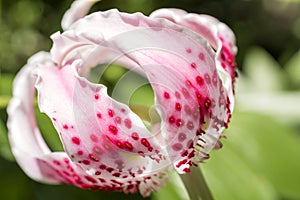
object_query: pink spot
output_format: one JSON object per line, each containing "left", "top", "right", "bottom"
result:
{"left": 77, "top": 150, "right": 83, "bottom": 155}
{"left": 187, "top": 121, "right": 194, "bottom": 130}
{"left": 172, "top": 143, "right": 183, "bottom": 151}
{"left": 190, "top": 62, "right": 197, "bottom": 68}
{"left": 95, "top": 171, "right": 101, "bottom": 175}
{"left": 96, "top": 112, "right": 102, "bottom": 119}
{"left": 116, "top": 140, "right": 123, "bottom": 149}
{"left": 175, "top": 91, "right": 181, "bottom": 99}
{"left": 115, "top": 116, "right": 122, "bottom": 124}
{"left": 90, "top": 134, "right": 98, "bottom": 143}
{"left": 182, "top": 87, "right": 190, "bottom": 98}
{"left": 113, "top": 172, "right": 121, "bottom": 177}
{"left": 124, "top": 141, "right": 133, "bottom": 151}
{"left": 196, "top": 76, "right": 204, "bottom": 85}
{"left": 168, "top": 116, "right": 175, "bottom": 124}
{"left": 141, "top": 138, "right": 150, "bottom": 147}
{"left": 98, "top": 178, "right": 106, "bottom": 183}
{"left": 204, "top": 98, "right": 212, "bottom": 110}
{"left": 89, "top": 153, "right": 99, "bottom": 162}
{"left": 176, "top": 159, "right": 188, "bottom": 168}
{"left": 178, "top": 133, "right": 186, "bottom": 142}
{"left": 108, "top": 109, "right": 114, "bottom": 117}
{"left": 73, "top": 174, "right": 81, "bottom": 181}
{"left": 124, "top": 118, "right": 132, "bottom": 129}
{"left": 53, "top": 160, "right": 60, "bottom": 165}
{"left": 176, "top": 119, "right": 184, "bottom": 127}
{"left": 99, "top": 164, "right": 106, "bottom": 170}
{"left": 131, "top": 132, "right": 139, "bottom": 140}
{"left": 175, "top": 103, "right": 182, "bottom": 111}
{"left": 204, "top": 74, "right": 211, "bottom": 84}
{"left": 212, "top": 75, "right": 218, "bottom": 87}
{"left": 164, "top": 91, "right": 170, "bottom": 99}
{"left": 108, "top": 125, "right": 118, "bottom": 135}
{"left": 106, "top": 167, "right": 114, "bottom": 173}
{"left": 185, "top": 80, "right": 192, "bottom": 88}
{"left": 63, "top": 124, "right": 69, "bottom": 130}
{"left": 187, "top": 139, "right": 194, "bottom": 148}
{"left": 72, "top": 137, "right": 81, "bottom": 145}
{"left": 85, "top": 175, "right": 97, "bottom": 183}
{"left": 184, "top": 105, "right": 192, "bottom": 115}
{"left": 64, "top": 158, "right": 69, "bottom": 164}
{"left": 183, "top": 168, "right": 191, "bottom": 173}
{"left": 94, "top": 94, "right": 99, "bottom": 100}
{"left": 93, "top": 146, "right": 102, "bottom": 154}
{"left": 186, "top": 48, "right": 192, "bottom": 53}
{"left": 121, "top": 108, "right": 126, "bottom": 113}
{"left": 52, "top": 117, "right": 57, "bottom": 121}
{"left": 82, "top": 160, "right": 90, "bottom": 165}
{"left": 221, "top": 62, "right": 226, "bottom": 69}
{"left": 195, "top": 91, "right": 202, "bottom": 103}
{"left": 198, "top": 52, "right": 205, "bottom": 61}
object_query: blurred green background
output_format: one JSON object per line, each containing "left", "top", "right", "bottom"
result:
{"left": 1, "top": 0, "right": 300, "bottom": 199}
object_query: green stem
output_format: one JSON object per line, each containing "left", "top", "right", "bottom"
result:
{"left": 180, "top": 167, "right": 214, "bottom": 200}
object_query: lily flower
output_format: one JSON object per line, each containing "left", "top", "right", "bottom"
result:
{"left": 7, "top": 0, "right": 237, "bottom": 197}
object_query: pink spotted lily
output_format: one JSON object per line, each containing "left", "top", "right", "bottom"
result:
{"left": 7, "top": 0, "right": 237, "bottom": 197}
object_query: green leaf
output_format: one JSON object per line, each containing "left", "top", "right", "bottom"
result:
{"left": 35, "top": 108, "right": 63, "bottom": 152}
{"left": 243, "top": 47, "right": 286, "bottom": 92}
{"left": 203, "top": 111, "right": 300, "bottom": 200}
{"left": 0, "top": 95, "right": 10, "bottom": 109}
{"left": 227, "top": 112, "right": 300, "bottom": 199}
{"left": 285, "top": 49, "right": 300, "bottom": 87}
{"left": 0, "top": 73, "right": 14, "bottom": 96}
{"left": 152, "top": 173, "right": 188, "bottom": 200}
{"left": 0, "top": 119, "right": 14, "bottom": 161}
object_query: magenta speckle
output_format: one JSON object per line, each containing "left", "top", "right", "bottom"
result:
{"left": 131, "top": 132, "right": 139, "bottom": 140}
{"left": 108, "top": 109, "right": 114, "bottom": 117}
{"left": 196, "top": 76, "right": 204, "bottom": 85}
{"left": 185, "top": 80, "right": 192, "bottom": 88}
{"left": 90, "top": 134, "right": 98, "bottom": 143}
{"left": 63, "top": 124, "right": 69, "bottom": 130}
{"left": 115, "top": 116, "right": 122, "bottom": 124}
{"left": 178, "top": 132, "right": 186, "bottom": 142}
{"left": 169, "top": 116, "right": 175, "bottom": 124}
{"left": 190, "top": 62, "right": 196, "bottom": 68}
{"left": 198, "top": 52, "right": 205, "bottom": 61}
{"left": 82, "top": 160, "right": 90, "bottom": 165}
{"left": 186, "top": 48, "right": 192, "bottom": 53}
{"left": 124, "top": 118, "right": 132, "bottom": 129}
{"left": 164, "top": 91, "right": 170, "bottom": 99}
{"left": 175, "top": 91, "right": 181, "bottom": 99}
{"left": 108, "top": 125, "right": 118, "bottom": 135}
{"left": 94, "top": 94, "right": 99, "bottom": 100}
{"left": 172, "top": 143, "right": 183, "bottom": 151}
{"left": 96, "top": 112, "right": 102, "bottom": 119}
{"left": 204, "top": 74, "right": 211, "bottom": 84}
{"left": 187, "top": 121, "right": 194, "bottom": 130}
{"left": 175, "top": 103, "right": 182, "bottom": 111}
{"left": 141, "top": 138, "right": 150, "bottom": 147}
{"left": 72, "top": 137, "right": 81, "bottom": 145}
{"left": 176, "top": 119, "right": 184, "bottom": 127}
{"left": 124, "top": 141, "right": 133, "bottom": 151}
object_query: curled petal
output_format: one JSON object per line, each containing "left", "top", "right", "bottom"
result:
{"left": 7, "top": 52, "right": 61, "bottom": 184}
{"left": 51, "top": 9, "right": 233, "bottom": 173}
{"left": 150, "top": 8, "right": 237, "bottom": 112}
{"left": 61, "top": 0, "right": 99, "bottom": 30}
{"left": 34, "top": 60, "right": 170, "bottom": 195}
{"left": 7, "top": 51, "right": 169, "bottom": 196}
